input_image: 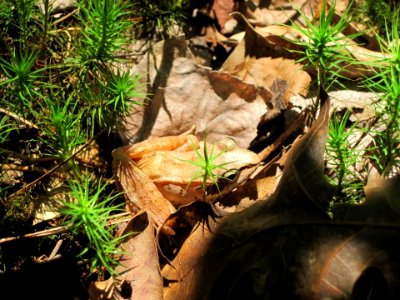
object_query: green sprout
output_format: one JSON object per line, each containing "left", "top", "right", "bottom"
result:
{"left": 0, "top": 50, "right": 44, "bottom": 108}
{"left": 61, "top": 175, "right": 128, "bottom": 277}
{"left": 289, "top": 0, "right": 360, "bottom": 91}
{"left": 106, "top": 70, "right": 144, "bottom": 111}
{"left": 326, "top": 110, "right": 364, "bottom": 205}
{"left": 184, "top": 137, "right": 235, "bottom": 198}
{"left": 80, "top": 69, "right": 144, "bottom": 136}
{"left": 362, "top": 9, "right": 400, "bottom": 175}
{"left": 38, "top": 95, "right": 85, "bottom": 160}
{"left": 76, "top": 0, "right": 132, "bottom": 66}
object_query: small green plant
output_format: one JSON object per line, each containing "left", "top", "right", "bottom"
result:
{"left": 0, "top": 50, "right": 45, "bottom": 108}
{"left": 74, "top": 0, "right": 132, "bottom": 68}
{"left": 61, "top": 176, "right": 128, "bottom": 277}
{"left": 38, "top": 95, "right": 85, "bottom": 161}
{"left": 183, "top": 137, "right": 235, "bottom": 198}
{"left": 362, "top": 9, "right": 400, "bottom": 175}
{"left": 66, "top": 0, "right": 144, "bottom": 136}
{"left": 326, "top": 110, "right": 364, "bottom": 205}
{"left": 79, "top": 69, "right": 144, "bottom": 136}
{"left": 0, "top": 0, "right": 143, "bottom": 278}
{"left": 0, "top": 115, "right": 14, "bottom": 147}
{"left": 289, "top": 0, "right": 360, "bottom": 91}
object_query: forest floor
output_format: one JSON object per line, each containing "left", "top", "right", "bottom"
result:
{"left": 1, "top": 0, "right": 400, "bottom": 299}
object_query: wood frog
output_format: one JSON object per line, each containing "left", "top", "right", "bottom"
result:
{"left": 112, "top": 132, "right": 260, "bottom": 227}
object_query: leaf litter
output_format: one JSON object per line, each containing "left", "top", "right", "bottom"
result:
{"left": 6, "top": 0, "right": 398, "bottom": 299}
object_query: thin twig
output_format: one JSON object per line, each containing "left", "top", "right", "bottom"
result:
{"left": 33, "top": 239, "right": 64, "bottom": 263}
{"left": 0, "top": 107, "right": 38, "bottom": 129}
{"left": 0, "top": 225, "right": 70, "bottom": 244}
{"left": 49, "top": 239, "right": 63, "bottom": 259}
{"left": 1, "top": 163, "right": 68, "bottom": 180}
{"left": 52, "top": 8, "right": 79, "bottom": 26}
{"left": 6, "top": 138, "right": 95, "bottom": 200}
{"left": 0, "top": 150, "right": 60, "bottom": 163}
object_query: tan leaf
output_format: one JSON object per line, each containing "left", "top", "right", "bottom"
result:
{"left": 112, "top": 148, "right": 176, "bottom": 228}
{"left": 89, "top": 213, "right": 163, "bottom": 300}
{"left": 119, "top": 36, "right": 272, "bottom": 148}
{"left": 222, "top": 14, "right": 311, "bottom": 102}
{"left": 243, "top": 0, "right": 309, "bottom": 26}
{"left": 115, "top": 213, "right": 162, "bottom": 300}
{"left": 212, "top": 0, "right": 235, "bottom": 32}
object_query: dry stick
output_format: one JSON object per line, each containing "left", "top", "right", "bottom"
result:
{"left": 0, "top": 225, "right": 70, "bottom": 244}
{"left": 49, "top": 239, "right": 63, "bottom": 259}
{"left": 1, "top": 149, "right": 60, "bottom": 164}
{"left": 0, "top": 213, "right": 132, "bottom": 245}
{"left": 0, "top": 107, "right": 38, "bottom": 129}
{"left": 6, "top": 138, "right": 95, "bottom": 201}
{"left": 34, "top": 239, "right": 64, "bottom": 263}
{"left": 1, "top": 164, "right": 68, "bottom": 180}
{"left": 52, "top": 8, "right": 78, "bottom": 26}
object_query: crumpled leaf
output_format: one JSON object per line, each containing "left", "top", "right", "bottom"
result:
{"left": 222, "top": 13, "right": 311, "bottom": 102}
{"left": 174, "top": 90, "right": 400, "bottom": 299}
{"left": 161, "top": 88, "right": 333, "bottom": 299}
{"left": 242, "top": 0, "right": 311, "bottom": 27}
{"left": 119, "top": 36, "right": 272, "bottom": 149}
{"left": 112, "top": 147, "right": 176, "bottom": 228}
{"left": 228, "top": 13, "right": 387, "bottom": 80}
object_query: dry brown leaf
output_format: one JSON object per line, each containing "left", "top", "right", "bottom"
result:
{"left": 222, "top": 14, "right": 311, "bottom": 102}
{"left": 312, "top": 235, "right": 395, "bottom": 299}
{"left": 242, "top": 0, "right": 320, "bottom": 27}
{"left": 114, "top": 213, "right": 162, "bottom": 300}
{"left": 89, "top": 213, "right": 163, "bottom": 300}
{"left": 239, "top": 57, "right": 311, "bottom": 101}
{"left": 112, "top": 148, "right": 176, "bottom": 228}
{"left": 212, "top": 0, "right": 235, "bottom": 32}
{"left": 148, "top": 88, "right": 400, "bottom": 299}
{"left": 159, "top": 88, "right": 332, "bottom": 299}
{"left": 162, "top": 219, "right": 218, "bottom": 300}
{"left": 119, "top": 36, "right": 272, "bottom": 148}
{"left": 362, "top": 167, "right": 400, "bottom": 221}
{"left": 228, "top": 13, "right": 387, "bottom": 80}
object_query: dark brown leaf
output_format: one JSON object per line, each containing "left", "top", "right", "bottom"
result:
{"left": 161, "top": 88, "right": 333, "bottom": 299}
